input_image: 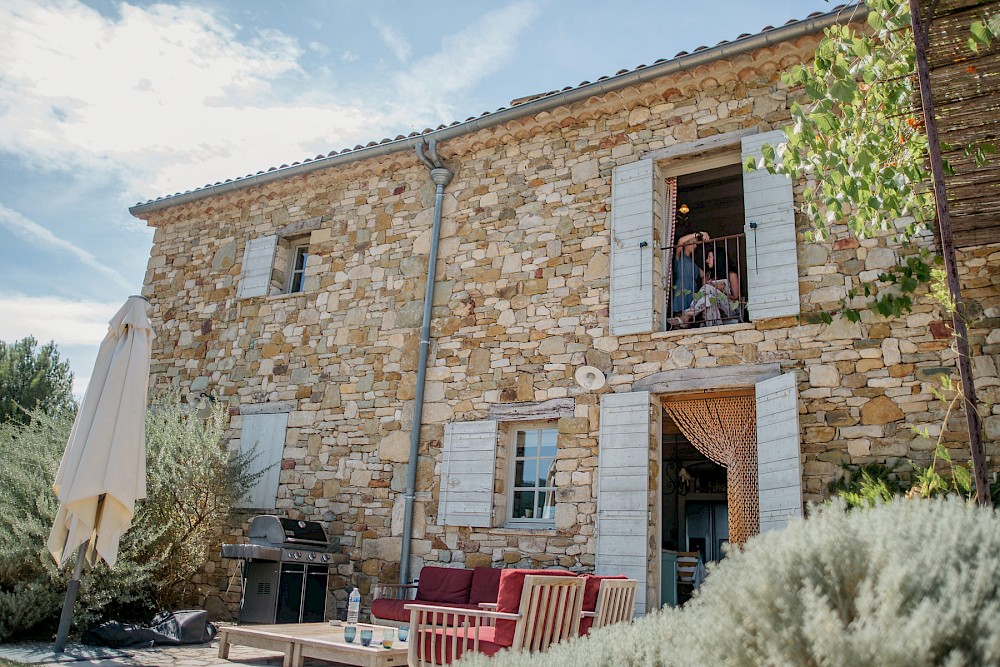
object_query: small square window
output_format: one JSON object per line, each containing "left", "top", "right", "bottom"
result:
{"left": 286, "top": 244, "right": 309, "bottom": 293}
{"left": 507, "top": 424, "right": 557, "bottom": 526}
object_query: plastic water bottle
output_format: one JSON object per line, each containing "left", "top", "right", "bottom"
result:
{"left": 347, "top": 587, "right": 361, "bottom": 624}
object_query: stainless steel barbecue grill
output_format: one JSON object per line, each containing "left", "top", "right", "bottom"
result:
{"left": 221, "top": 515, "right": 343, "bottom": 624}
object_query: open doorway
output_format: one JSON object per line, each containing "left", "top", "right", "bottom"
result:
{"left": 661, "top": 416, "right": 730, "bottom": 562}
{"left": 660, "top": 411, "right": 730, "bottom": 606}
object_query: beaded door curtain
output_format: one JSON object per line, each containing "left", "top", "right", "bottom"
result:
{"left": 663, "top": 394, "right": 759, "bottom": 546}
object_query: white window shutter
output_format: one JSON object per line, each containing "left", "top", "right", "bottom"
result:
{"left": 755, "top": 372, "right": 803, "bottom": 532}
{"left": 237, "top": 235, "right": 278, "bottom": 299}
{"left": 236, "top": 412, "right": 289, "bottom": 509}
{"left": 610, "top": 160, "right": 663, "bottom": 335}
{"left": 742, "top": 131, "right": 800, "bottom": 320}
{"left": 597, "top": 391, "right": 653, "bottom": 614}
{"left": 439, "top": 420, "right": 497, "bottom": 527}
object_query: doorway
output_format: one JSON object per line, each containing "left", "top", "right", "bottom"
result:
{"left": 661, "top": 416, "right": 729, "bottom": 563}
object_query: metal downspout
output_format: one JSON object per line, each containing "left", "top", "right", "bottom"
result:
{"left": 400, "top": 139, "right": 453, "bottom": 584}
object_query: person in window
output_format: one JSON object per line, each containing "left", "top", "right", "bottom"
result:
{"left": 672, "top": 232, "right": 707, "bottom": 317}
{"left": 704, "top": 247, "right": 740, "bottom": 303}
{"left": 670, "top": 245, "right": 739, "bottom": 327}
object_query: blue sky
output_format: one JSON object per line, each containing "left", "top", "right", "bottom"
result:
{"left": 0, "top": 0, "right": 834, "bottom": 395}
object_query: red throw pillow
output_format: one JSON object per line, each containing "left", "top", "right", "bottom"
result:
{"left": 494, "top": 569, "right": 576, "bottom": 646}
{"left": 469, "top": 567, "right": 502, "bottom": 605}
{"left": 415, "top": 566, "right": 475, "bottom": 605}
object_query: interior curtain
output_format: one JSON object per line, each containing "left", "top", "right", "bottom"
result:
{"left": 663, "top": 177, "right": 677, "bottom": 319}
{"left": 663, "top": 394, "right": 759, "bottom": 547}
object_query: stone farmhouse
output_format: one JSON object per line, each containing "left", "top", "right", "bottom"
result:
{"left": 131, "top": 5, "right": 999, "bottom": 618}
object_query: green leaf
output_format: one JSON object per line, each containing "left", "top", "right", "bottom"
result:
{"left": 953, "top": 464, "right": 972, "bottom": 493}
{"left": 970, "top": 20, "right": 990, "bottom": 44}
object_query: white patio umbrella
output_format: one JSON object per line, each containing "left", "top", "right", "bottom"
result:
{"left": 47, "top": 295, "right": 154, "bottom": 652}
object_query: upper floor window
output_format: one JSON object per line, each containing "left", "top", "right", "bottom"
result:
{"left": 287, "top": 244, "right": 309, "bottom": 294}
{"left": 665, "top": 164, "right": 748, "bottom": 329}
{"left": 608, "top": 130, "right": 799, "bottom": 336}
{"left": 508, "top": 424, "right": 557, "bottom": 526}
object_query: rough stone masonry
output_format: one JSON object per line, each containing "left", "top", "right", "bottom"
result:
{"left": 134, "top": 28, "right": 1000, "bottom": 619}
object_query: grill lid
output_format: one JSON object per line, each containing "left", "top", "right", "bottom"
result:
{"left": 247, "top": 515, "right": 329, "bottom": 548}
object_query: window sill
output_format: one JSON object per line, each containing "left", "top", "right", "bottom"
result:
{"left": 495, "top": 525, "right": 559, "bottom": 536}
{"left": 650, "top": 321, "right": 753, "bottom": 340}
{"left": 264, "top": 291, "right": 309, "bottom": 302}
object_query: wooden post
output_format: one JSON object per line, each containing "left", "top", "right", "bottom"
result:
{"left": 908, "top": 0, "right": 991, "bottom": 506}
{"left": 53, "top": 541, "right": 88, "bottom": 652}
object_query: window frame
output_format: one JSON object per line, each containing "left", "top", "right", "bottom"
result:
{"left": 504, "top": 421, "right": 558, "bottom": 528}
{"left": 285, "top": 242, "right": 310, "bottom": 294}
{"left": 662, "top": 157, "right": 749, "bottom": 327}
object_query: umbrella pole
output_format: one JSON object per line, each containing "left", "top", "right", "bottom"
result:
{"left": 53, "top": 540, "right": 88, "bottom": 653}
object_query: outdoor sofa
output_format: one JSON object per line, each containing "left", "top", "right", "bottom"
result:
{"left": 404, "top": 570, "right": 638, "bottom": 665}
{"left": 372, "top": 565, "right": 633, "bottom": 633}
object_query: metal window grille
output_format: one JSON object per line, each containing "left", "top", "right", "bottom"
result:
{"left": 663, "top": 233, "right": 748, "bottom": 328}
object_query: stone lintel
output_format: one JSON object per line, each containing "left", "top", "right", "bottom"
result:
{"left": 277, "top": 216, "right": 324, "bottom": 239}
{"left": 644, "top": 128, "right": 757, "bottom": 164}
{"left": 633, "top": 363, "right": 781, "bottom": 395}
{"left": 488, "top": 397, "right": 575, "bottom": 422}
{"left": 240, "top": 400, "right": 296, "bottom": 415}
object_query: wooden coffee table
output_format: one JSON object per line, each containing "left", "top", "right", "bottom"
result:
{"left": 218, "top": 622, "right": 407, "bottom": 667}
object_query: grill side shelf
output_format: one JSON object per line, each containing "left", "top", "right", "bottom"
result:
{"left": 220, "top": 544, "right": 282, "bottom": 561}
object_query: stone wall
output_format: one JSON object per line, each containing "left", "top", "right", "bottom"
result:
{"left": 138, "top": 32, "right": 1000, "bottom": 618}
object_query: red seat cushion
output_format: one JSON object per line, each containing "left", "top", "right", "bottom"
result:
{"left": 494, "top": 568, "right": 576, "bottom": 646}
{"left": 468, "top": 567, "right": 502, "bottom": 605}
{"left": 578, "top": 574, "right": 629, "bottom": 634}
{"left": 416, "top": 566, "right": 475, "bottom": 604}
{"left": 371, "top": 597, "right": 411, "bottom": 623}
{"left": 415, "top": 626, "right": 504, "bottom": 665}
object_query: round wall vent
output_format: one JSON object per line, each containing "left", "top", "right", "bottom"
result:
{"left": 575, "top": 365, "right": 607, "bottom": 391}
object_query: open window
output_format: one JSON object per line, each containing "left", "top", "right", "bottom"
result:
{"left": 664, "top": 163, "right": 748, "bottom": 328}
{"left": 437, "top": 418, "right": 562, "bottom": 530}
{"left": 608, "top": 130, "right": 800, "bottom": 336}
{"left": 285, "top": 242, "right": 310, "bottom": 293}
{"left": 236, "top": 219, "right": 321, "bottom": 299}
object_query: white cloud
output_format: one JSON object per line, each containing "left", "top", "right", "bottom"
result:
{"left": 372, "top": 18, "right": 412, "bottom": 63}
{"left": 0, "top": 293, "right": 119, "bottom": 346}
{"left": 0, "top": 0, "right": 540, "bottom": 206}
{"left": 0, "top": 203, "right": 136, "bottom": 290}
{"left": 0, "top": 293, "right": 119, "bottom": 400}
{"left": 0, "top": 0, "right": 388, "bottom": 199}
{"left": 392, "top": 1, "right": 539, "bottom": 120}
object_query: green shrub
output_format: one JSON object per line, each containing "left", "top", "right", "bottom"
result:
{"left": 458, "top": 499, "right": 1000, "bottom": 667}
{"left": 0, "top": 395, "right": 256, "bottom": 641}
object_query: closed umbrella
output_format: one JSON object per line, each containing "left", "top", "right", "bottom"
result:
{"left": 47, "top": 295, "right": 154, "bottom": 652}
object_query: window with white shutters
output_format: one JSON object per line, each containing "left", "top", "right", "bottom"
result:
{"left": 237, "top": 235, "right": 278, "bottom": 299}
{"left": 438, "top": 420, "right": 498, "bottom": 527}
{"left": 596, "top": 391, "right": 655, "bottom": 614}
{"left": 609, "top": 160, "right": 665, "bottom": 335}
{"left": 608, "top": 129, "right": 800, "bottom": 334}
{"left": 235, "top": 412, "right": 288, "bottom": 509}
{"left": 742, "top": 131, "right": 800, "bottom": 320}
{"left": 506, "top": 423, "right": 558, "bottom": 527}
{"left": 754, "top": 372, "right": 803, "bottom": 532}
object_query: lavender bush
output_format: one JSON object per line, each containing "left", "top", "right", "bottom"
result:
{"left": 459, "top": 499, "right": 1000, "bottom": 667}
